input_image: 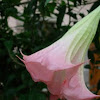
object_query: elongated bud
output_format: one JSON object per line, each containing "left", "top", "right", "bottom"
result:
{"left": 60, "top": 6, "right": 100, "bottom": 64}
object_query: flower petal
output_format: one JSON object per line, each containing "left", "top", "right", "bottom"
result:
{"left": 24, "top": 61, "right": 54, "bottom": 83}
{"left": 62, "top": 66, "right": 100, "bottom": 100}
{"left": 17, "top": 6, "right": 100, "bottom": 100}
{"left": 47, "top": 62, "right": 85, "bottom": 95}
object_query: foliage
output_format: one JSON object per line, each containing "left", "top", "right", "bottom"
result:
{"left": 0, "top": 0, "right": 100, "bottom": 100}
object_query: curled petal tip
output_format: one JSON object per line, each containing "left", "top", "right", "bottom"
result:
{"left": 90, "top": 95, "right": 100, "bottom": 100}
{"left": 19, "top": 49, "right": 24, "bottom": 56}
{"left": 85, "top": 59, "right": 91, "bottom": 63}
{"left": 16, "top": 55, "right": 25, "bottom": 63}
{"left": 96, "top": 95, "right": 100, "bottom": 98}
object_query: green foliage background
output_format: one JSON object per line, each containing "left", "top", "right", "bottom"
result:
{"left": 0, "top": 0, "right": 100, "bottom": 100}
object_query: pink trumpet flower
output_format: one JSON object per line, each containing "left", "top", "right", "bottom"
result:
{"left": 17, "top": 6, "right": 100, "bottom": 100}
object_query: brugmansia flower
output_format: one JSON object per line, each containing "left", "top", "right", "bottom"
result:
{"left": 17, "top": 6, "right": 100, "bottom": 100}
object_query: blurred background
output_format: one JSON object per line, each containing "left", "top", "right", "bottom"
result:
{"left": 0, "top": 0, "right": 100, "bottom": 100}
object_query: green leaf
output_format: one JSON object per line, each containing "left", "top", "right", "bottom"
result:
{"left": 45, "top": 0, "right": 51, "bottom": 6}
{"left": 19, "top": 94, "right": 28, "bottom": 100}
{"left": 5, "top": 88, "right": 16, "bottom": 98}
{"left": 2, "top": 0, "right": 21, "bottom": 4}
{"left": 57, "top": 5, "right": 66, "bottom": 28}
{"left": 21, "top": 70, "right": 34, "bottom": 86}
{"left": 47, "top": 3, "right": 56, "bottom": 13}
{"left": 6, "top": 74, "right": 15, "bottom": 85}
{"left": 4, "top": 40, "right": 13, "bottom": 50}
{"left": 16, "top": 85, "right": 26, "bottom": 92}
{"left": 28, "top": 89, "right": 47, "bottom": 100}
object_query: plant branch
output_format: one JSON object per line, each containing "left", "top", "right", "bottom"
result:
{"left": 67, "top": 0, "right": 71, "bottom": 25}
{"left": 76, "top": 1, "right": 98, "bottom": 6}
{"left": 13, "top": 1, "right": 30, "bottom": 6}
